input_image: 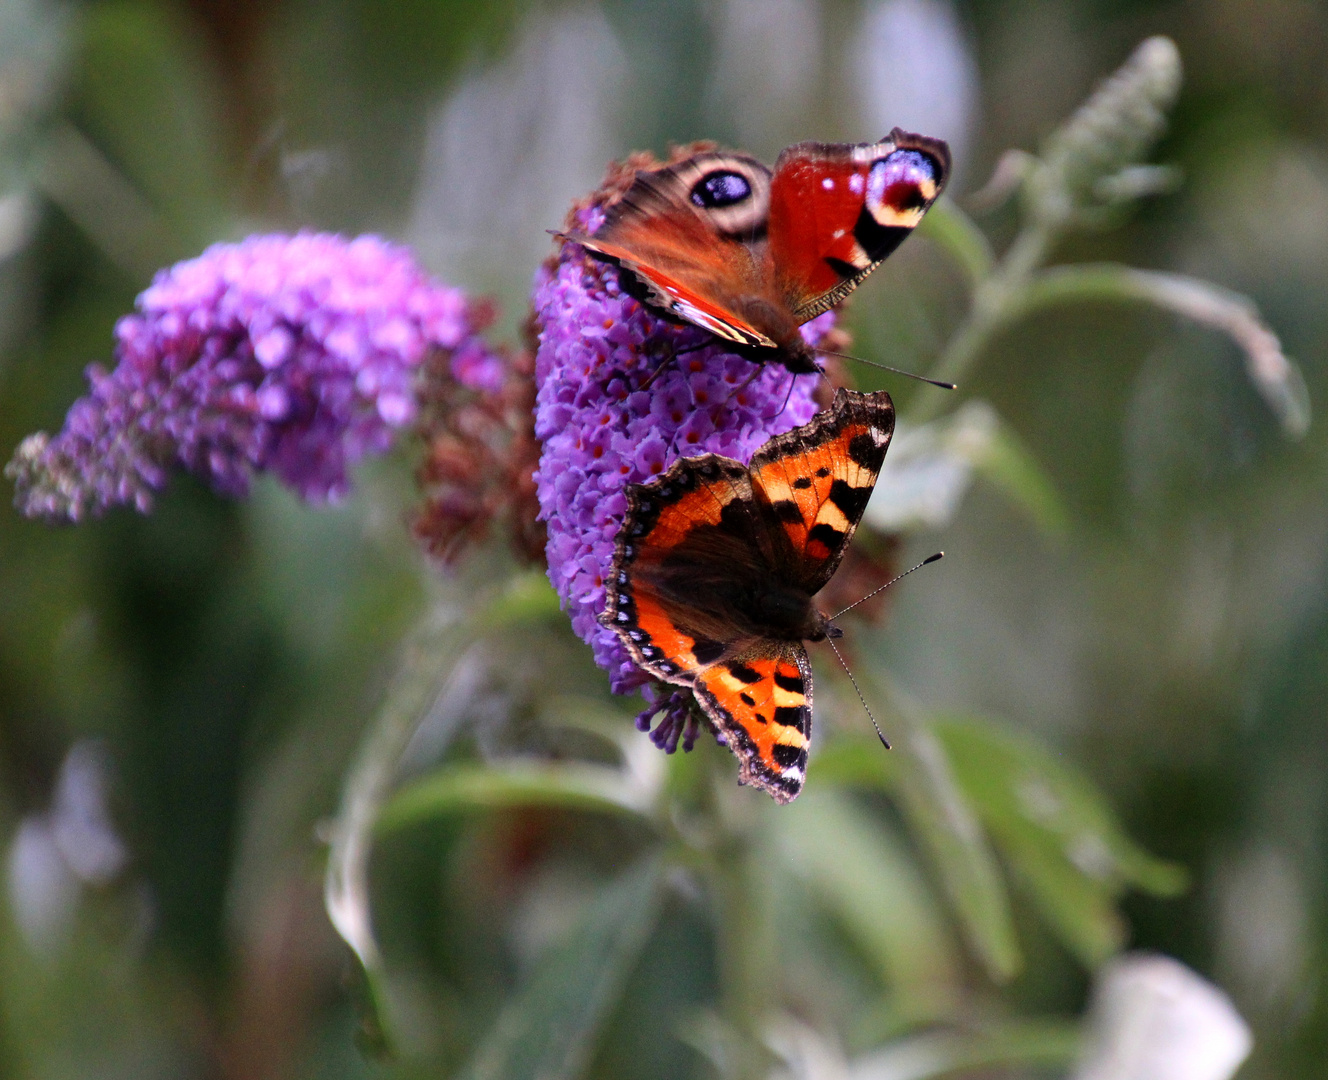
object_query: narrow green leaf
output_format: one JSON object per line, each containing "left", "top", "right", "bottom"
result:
{"left": 1013, "top": 263, "right": 1309, "bottom": 438}
{"left": 933, "top": 716, "right": 1187, "bottom": 968}
{"left": 974, "top": 419, "right": 1070, "bottom": 537}
{"left": 460, "top": 858, "right": 668, "bottom": 1080}
{"left": 377, "top": 761, "right": 658, "bottom": 831}
{"left": 323, "top": 604, "right": 477, "bottom": 1049}
{"left": 916, "top": 198, "right": 996, "bottom": 286}
{"left": 847, "top": 671, "right": 1022, "bottom": 983}
{"left": 778, "top": 790, "right": 961, "bottom": 1022}
{"left": 850, "top": 1020, "right": 1080, "bottom": 1080}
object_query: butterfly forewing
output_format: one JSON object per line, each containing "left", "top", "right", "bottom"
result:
{"left": 768, "top": 129, "right": 950, "bottom": 323}
{"left": 749, "top": 388, "right": 894, "bottom": 593}
{"left": 566, "top": 152, "right": 786, "bottom": 350}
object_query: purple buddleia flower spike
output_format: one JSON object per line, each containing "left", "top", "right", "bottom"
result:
{"left": 6, "top": 232, "right": 499, "bottom": 521}
{"left": 634, "top": 687, "right": 702, "bottom": 754}
{"left": 531, "top": 170, "right": 835, "bottom": 701}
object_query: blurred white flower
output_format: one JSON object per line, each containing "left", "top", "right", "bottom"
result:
{"left": 50, "top": 740, "right": 126, "bottom": 884}
{"left": 5, "top": 740, "right": 127, "bottom": 955}
{"left": 865, "top": 400, "right": 997, "bottom": 532}
{"left": 408, "top": 8, "right": 626, "bottom": 298}
{"left": 1074, "top": 953, "right": 1252, "bottom": 1080}
{"left": 7, "top": 817, "right": 79, "bottom": 955}
{"left": 705, "top": 0, "right": 822, "bottom": 155}
{"left": 852, "top": 0, "right": 979, "bottom": 182}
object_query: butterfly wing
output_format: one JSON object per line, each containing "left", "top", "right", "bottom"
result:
{"left": 692, "top": 641, "right": 812, "bottom": 803}
{"left": 561, "top": 152, "right": 795, "bottom": 350}
{"left": 768, "top": 129, "right": 950, "bottom": 323}
{"left": 748, "top": 387, "right": 895, "bottom": 594}
{"left": 600, "top": 451, "right": 814, "bottom": 803}
{"left": 601, "top": 452, "right": 777, "bottom": 682}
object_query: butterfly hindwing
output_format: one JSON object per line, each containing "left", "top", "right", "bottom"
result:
{"left": 693, "top": 642, "right": 813, "bottom": 803}
{"left": 768, "top": 129, "right": 950, "bottom": 323}
{"left": 749, "top": 387, "right": 894, "bottom": 593}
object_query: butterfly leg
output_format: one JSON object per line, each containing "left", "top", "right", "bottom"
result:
{"left": 639, "top": 337, "right": 714, "bottom": 391}
{"left": 776, "top": 370, "right": 799, "bottom": 415}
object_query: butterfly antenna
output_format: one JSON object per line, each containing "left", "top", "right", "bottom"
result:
{"left": 830, "top": 552, "right": 944, "bottom": 621}
{"left": 827, "top": 635, "right": 890, "bottom": 750}
{"left": 815, "top": 348, "right": 956, "bottom": 390}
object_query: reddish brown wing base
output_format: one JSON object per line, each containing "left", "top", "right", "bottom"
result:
{"left": 600, "top": 389, "right": 895, "bottom": 803}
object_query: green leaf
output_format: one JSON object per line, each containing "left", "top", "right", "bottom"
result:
{"left": 850, "top": 1020, "right": 1080, "bottom": 1079}
{"left": 480, "top": 569, "right": 564, "bottom": 630}
{"left": 869, "top": 401, "right": 1069, "bottom": 537}
{"left": 811, "top": 734, "right": 904, "bottom": 791}
{"left": 1014, "top": 263, "right": 1310, "bottom": 438}
{"left": 933, "top": 716, "right": 1187, "bottom": 968}
{"left": 377, "top": 761, "right": 659, "bottom": 831}
{"left": 323, "top": 604, "right": 478, "bottom": 1051}
{"left": 974, "top": 414, "right": 1070, "bottom": 537}
{"left": 778, "top": 790, "right": 961, "bottom": 1023}
{"left": 916, "top": 198, "right": 995, "bottom": 287}
{"left": 831, "top": 672, "right": 1022, "bottom": 983}
{"left": 459, "top": 858, "right": 668, "bottom": 1080}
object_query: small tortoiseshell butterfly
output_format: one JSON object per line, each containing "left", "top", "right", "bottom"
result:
{"left": 560, "top": 130, "right": 949, "bottom": 374}
{"left": 599, "top": 388, "right": 894, "bottom": 803}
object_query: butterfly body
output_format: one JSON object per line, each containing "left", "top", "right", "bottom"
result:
{"left": 600, "top": 388, "right": 895, "bottom": 802}
{"left": 561, "top": 130, "right": 949, "bottom": 374}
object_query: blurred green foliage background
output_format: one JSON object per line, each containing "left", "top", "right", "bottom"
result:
{"left": 1, "top": 1, "right": 1326, "bottom": 1078}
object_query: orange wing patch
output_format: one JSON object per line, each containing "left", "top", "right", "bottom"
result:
{"left": 627, "top": 458, "right": 751, "bottom": 552}
{"left": 601, "top": 453, "right": 754, "bottom": 681}
{"left": 694, "top": 645, "right": 813, "bottom": 804}
{"left": 750, "top": 390, "right": 893, "bottom": 589}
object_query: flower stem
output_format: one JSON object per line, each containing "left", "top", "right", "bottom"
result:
{"left": 914, "top": 220, "right": 1057, "bottom": 423}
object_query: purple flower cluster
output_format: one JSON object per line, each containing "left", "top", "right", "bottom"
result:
{"left": 7, "top": 232, "right": 498, "bottom": 521}
{"left": 531, "top": 217, "right": 830, "bottom": 696}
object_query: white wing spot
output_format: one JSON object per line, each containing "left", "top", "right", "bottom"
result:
{"left": 848, "top": 173, "right": 865, "bottom": 194}
{"left": 821, "top": 177, "right": 835, "bottom": 190}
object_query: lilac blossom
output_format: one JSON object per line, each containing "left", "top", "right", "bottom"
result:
{"left": 531, "top": 215, "right": 831, "bottom": 700}
{"left": 7, "top": 232, "right": 498, "bottom": 521}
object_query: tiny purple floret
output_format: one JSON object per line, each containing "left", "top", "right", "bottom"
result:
{"left": 7, "top": 232, "right": 498, "bottom": 520}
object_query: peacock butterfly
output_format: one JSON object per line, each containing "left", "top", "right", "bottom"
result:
{"left": 559, "top": 129, "right": 949, "bottom": 375}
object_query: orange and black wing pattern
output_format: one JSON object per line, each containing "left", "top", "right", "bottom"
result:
{"left": 692, "top": 642, "right": 813, "bottom": 803}
{"left": 599, "top": 389, "right": 894, "bottom": 803}
{"left": 600, "top": 451, "right": 763, "bottom": 685}
{"left": 749, "top": 387, "right": 895, "bottom": 594}
{"left": 598, "top": 451, "right": 814, "bottom": 802}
